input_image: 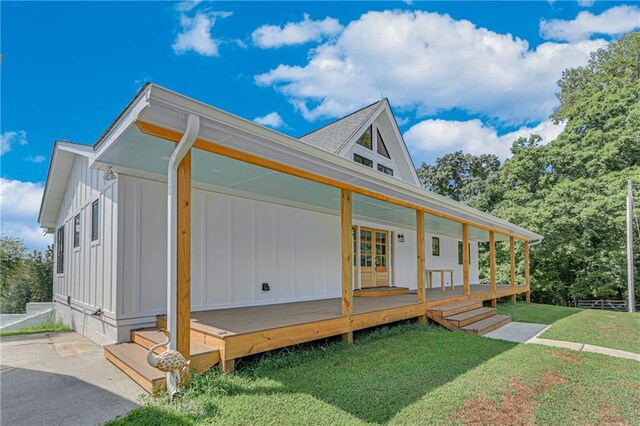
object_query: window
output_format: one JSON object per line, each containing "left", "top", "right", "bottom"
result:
{"left": 73, "top": 214, "right": 80, "bottom": 248}
{"left": 377, "top": 163, "right": 394, "bottom": 176}
{"left": 432, "top": 237, "right": 440, "bottom": 256}
{"left": 458, "top": 241, "right": 471, "bottom": 264}
{"left": 376, "top": 129, "right": 391, "bottom": 158}
{"left": 56, "top": 226, "right": 65, "bottom": 273}
{"left": 354, "top": 153, "right": 373, "bottom": 168}
{"left": 91, "top": 200, "right": 100, "bottom": 241}
{"left": 356, "top": 126, "right": 372, "bottom": 149}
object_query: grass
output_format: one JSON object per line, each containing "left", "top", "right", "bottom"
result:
{"left": 0, "top": 319, "right": 70, "bottom": 337}
{"left": 496, "top": 302, "right": 582, "bottom": 324}
{"left": 540, "top": 309, "right": 640, "bottom": 354}
{"left": 107, "top": 322, "right": 640, "bottom": 425}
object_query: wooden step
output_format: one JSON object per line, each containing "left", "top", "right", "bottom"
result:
{"left": 354, "top": 287, "right": 410, "bottom": 297}
{"left": 131, "top": 328, "right": 220, "bottom": 374}
{"left": 460, "top": 315, "right": 512, "bottom": 336}
{"left": 104, "top": 343, "right": 165, "bottom": 393}
{"left": 427, "top": 301, "right": 482, "bottom": 317}
{"left": 444, "top": 308, "right": 496, "bottom": 328}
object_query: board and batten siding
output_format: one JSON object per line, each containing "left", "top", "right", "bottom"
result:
{"left": 116, "top": 175, "right": 342, "bottom": 318}
{"left": 52, "top": 155, "right": 118, "bottom": 344}
{"left": 116, "top": 174, "right": 479, "bottom": 322}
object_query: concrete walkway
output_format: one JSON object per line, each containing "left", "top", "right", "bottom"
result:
{"left": 527, "top": 337, "right": 640, "bottom": 362}
{"left": 1, "top": 331, "right": 143, "bottom": 425}
{"left": 484, "top": 321, "right": 549, "bottom": 343}
{"left": 484, "top": 321, "right": 640, "bottom": 362}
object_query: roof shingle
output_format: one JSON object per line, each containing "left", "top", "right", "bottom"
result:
{"left": 298, "top": 100, "right": 383, "bottom": 154}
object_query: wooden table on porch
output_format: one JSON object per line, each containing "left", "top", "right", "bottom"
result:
{"left": 426, "top": 269, "right": 455, "bottom": 291}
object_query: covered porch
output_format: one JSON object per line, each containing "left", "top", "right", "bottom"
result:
{"left": 156, "top": 284, "right": 527, "bottom": 371}
{"left": 94, "top": 85, "right": 541, "bottom": 379}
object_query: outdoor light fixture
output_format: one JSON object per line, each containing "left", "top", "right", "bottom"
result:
{"left": 103, "top": 167, "right": 116, "bottom": 181}
{"left": 397, "top": 234, "right": 405, "bottom": 242}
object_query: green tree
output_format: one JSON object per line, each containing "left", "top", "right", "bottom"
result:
{"left": 416, "top": 151, "right": 500, "bottom": 208}
{"left": 421, "top": 33, "right": 640, "bottom": 306}
{"left": 548, "top": 32, "right": 640, "bottom": 178}
{"left": 0, "top": 236, "right": 53, "bottom": 313}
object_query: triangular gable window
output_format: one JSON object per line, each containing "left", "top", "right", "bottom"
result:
{"left": 356, "top": 126, "right": 372, "bottom": 150}
{"left": 377, "top": 129, "right": 390, "bottom": 159}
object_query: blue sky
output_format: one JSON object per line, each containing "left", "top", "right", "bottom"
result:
{"left": 2, "top": 1, "right": 639, "bottom": 249}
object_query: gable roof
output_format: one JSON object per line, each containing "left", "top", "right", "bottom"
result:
{"left": 299, "top": 100, "right": 383, "bottom": 154}
{"left": 38, "top": 141, "right": 94, "bottom": 229}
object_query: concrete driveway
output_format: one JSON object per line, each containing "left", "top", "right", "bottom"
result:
{"left": 1, "top": 331, "right": 143, "bottom": 426}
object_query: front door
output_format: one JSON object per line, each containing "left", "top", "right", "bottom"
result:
{"left": 359, "top": 227, "right": 389, "bottom": 288}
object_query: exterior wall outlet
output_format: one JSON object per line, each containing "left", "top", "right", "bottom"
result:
{"left": 261, "top": 282, "right": 270, "bottom": 292}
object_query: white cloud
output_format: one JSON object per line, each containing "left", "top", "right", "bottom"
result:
{"left": 252, "top": 14, "right": 343, "bottom": 48}
{"left": 172, "top": 11, "right": 232, "bottom": 56}
{"left": 253, "top": 112, "right": 285, "bottom": 128}
{"left": 396, "top": 116, "right": 410, "bottom": 126}
{"left": 1, "top": 131, "right": 27, "bottom": 155}
{"left": 540, "top": 5, "right": 640, "bottom": 42}
{"left": 0, "top": 178, "right": 52, "bottom": 251}
{"left": 404, "top": 119, "right": 565, "bottom": 160}
{"left": 25, "top": 155, "right": 46, "bottom": 164}
{"left": 175, "top": 0, "right": 201, "bottom": 12}
{"left": 577, "top": 0, "right": 595, "bottom": 7}
{"left": 256, "top": 10, "right": 605, "bottom": 124}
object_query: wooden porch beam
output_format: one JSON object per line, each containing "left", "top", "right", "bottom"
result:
{"left": 524, "top": 240, "right": 530, "bottom": 303}
{"left": 341, "top": 189, "right": 353, "bottom": 316}
{"left": 510, "top": 236, "right": 516, "bottom": 304}
{"left": 462, "top": 223, "right": 470, "bottom": 296}
{"left": 136, "top": 120, "right": 530, "bottom": 241}
{"left": 416, "top": 210, "right": 426, "bottom": 306}
{"left": 489, "top": 231, "right": 497, "bottom": 307}
{"left": 177, "top": 150, "right": 191, "bottom": 361}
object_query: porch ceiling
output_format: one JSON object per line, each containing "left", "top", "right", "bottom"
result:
{"left": 99, "top": 126, "right": 506, "bottom": 242}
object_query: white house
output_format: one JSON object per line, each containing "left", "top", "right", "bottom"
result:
{"left": 38, "top": 84, "right": 541, "bottom": 391}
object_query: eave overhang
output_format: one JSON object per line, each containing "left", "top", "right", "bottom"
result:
{"left": 38, "top": 142, "right": 95, "bottom": 230}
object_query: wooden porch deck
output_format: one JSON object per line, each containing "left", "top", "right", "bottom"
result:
{"left": 157, "top": 284, "right": 526, "bottom": 372}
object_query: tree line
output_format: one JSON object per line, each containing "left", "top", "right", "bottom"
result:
{"left": 0, "top": 236, "right": 53, "bottom": 314}
{"left": 417, "top": 33, "right": 640, "bottom": 306}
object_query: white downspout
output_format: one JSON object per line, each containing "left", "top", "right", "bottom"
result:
{"left": 166, "top": 113, "right": 200, "bottom": 393}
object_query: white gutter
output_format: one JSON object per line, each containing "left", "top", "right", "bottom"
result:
{"left": 530, "top": 238, "right": 544, "bottom": 247}
{"left": 166, "top": 114, "right": 200, "bottom": 349}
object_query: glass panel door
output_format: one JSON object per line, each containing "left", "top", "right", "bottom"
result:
{"left": 359, "top": 228, "right": 374, "bottom": 288}
{"left": 374, "top": 230, "right": 389, "bottom": 286}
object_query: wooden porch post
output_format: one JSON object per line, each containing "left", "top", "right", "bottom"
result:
{"left": 462, "top": 223, "right": 470, "bottom": 296}
{"left": 510, "top": 236, "right": 516, "bottom": 304}
{"left": 416, "top": 210, "right": 427, "bottom": 323}
{"left": 489, "top": 231, "right": 497, "bottom": 307}
{"left": 524, "top": 240, "right": 530, "bottom": 303}
{"left": 177, "top": 150, "right": 191, "bottom": 362}
{"left": 341, "top": 189, "right": 353, "bottom": 343}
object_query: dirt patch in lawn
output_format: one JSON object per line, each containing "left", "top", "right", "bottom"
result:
{"left": 453, "top": 371, "right": 569, "bottom": 425}
{"left": 593, "top": 404, "right": 629, "bottom": 425}
{"left": 548, "top": 350, "right": 581, "bottom": 364}
{"left": 603, "top": 325, "right": 625, "bottom": 332}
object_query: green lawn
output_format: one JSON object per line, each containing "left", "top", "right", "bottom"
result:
{"left": 107, "top": 323, "right": 640, "bottom": 425}
{"left": 496, "top": 302, "right": 582, "bottom": 324}
{"left": 0, "top": 319, "right": 70, "bottom": 337}
{"left": 540, "top": 309, "right": 640, "bottom": 354}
